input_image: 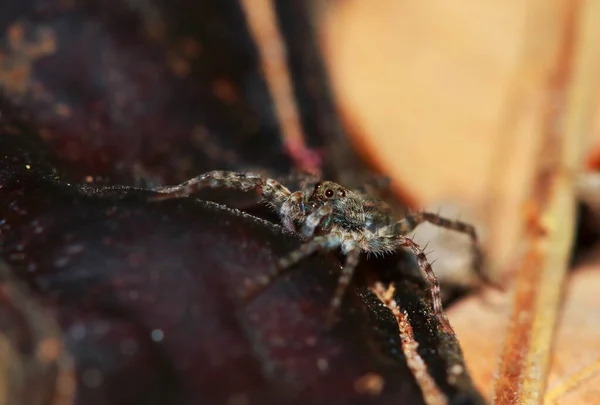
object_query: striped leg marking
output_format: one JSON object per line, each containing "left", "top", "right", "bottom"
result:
{"left": 150, "top": 170, "right": 291, "bottom": 207}
{"left": 395, "top": 211, "right": 487, "bottom": 287}
{"left": 399, "top": 236, "right": 454, "bottom": 334}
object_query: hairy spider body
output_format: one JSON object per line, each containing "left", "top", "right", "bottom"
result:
{"left": 151, "top": 171, "right": 481, "bottom": 334}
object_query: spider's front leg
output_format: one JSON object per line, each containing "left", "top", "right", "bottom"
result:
{"left": 397, "top": 235, "right": 454, "bottom": 335}
{"left": 329, "top": 244, "right": 361, "bottom": 312}
{"left": 395, "top": 211, "right": 490, "bottom": 287}
{"left": 149, "top": 170, "right": 291, "bottom": 207}
{"left": 246, "top": 230, "right": 360, "bottom": 323}
{"left": 244, "top": 233, "right": 342, "bottom": 301}
{"left": 298, "top": 208, "right": 362, "bottom": 318}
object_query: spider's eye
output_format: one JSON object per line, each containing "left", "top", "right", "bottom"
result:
{"left": 325, "top": 189, "right": 334, "bottom": 198}
{"left": 338, "top": 190, "right": 346, "bottom": 198}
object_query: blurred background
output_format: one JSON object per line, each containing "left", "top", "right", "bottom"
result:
{"left": 318, "top": 1, "right": 600, "bottom": 402}
{"left": 319, "top": 0, "right": 599, "bottom": 274}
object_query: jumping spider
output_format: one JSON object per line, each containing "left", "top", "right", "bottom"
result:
{"left": 150, "top": 171, "right": 482, "bottom": 333}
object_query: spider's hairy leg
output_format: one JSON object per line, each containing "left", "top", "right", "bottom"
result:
{"left": 244, "top": 233, "right": 342, "bottom": 301}
{"left": 149, "top": 170, "right": 291, "bottom": 207}
{"left": 329, "top": 244, "right": 361, "bottom": 313}
{"left": 398, "top": 236, "right": 455, "bottom": 335}
{"left": 394, "top": 211, "right": 477, "bottom": 239}
{"left": 279, "top": 191, "right": 307, "bottom": 232}
{"left": 301, "top": 205, "right": 334, "bottom": 238}
{"left": 276, "top": 233, "right": 342, "bottom": 271}
{"left": 394, "top": 211, "right": 491, "bottom": 287}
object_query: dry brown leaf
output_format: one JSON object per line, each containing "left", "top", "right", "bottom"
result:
{"left": 321, "top": 0, "right": 600, "bottom": 403}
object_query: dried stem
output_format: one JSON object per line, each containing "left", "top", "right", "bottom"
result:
{"left": 492, "top": 0, "right": 600, "bottom": 403}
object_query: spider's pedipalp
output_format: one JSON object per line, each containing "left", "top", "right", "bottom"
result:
{"left": 279, "top": 191, "right": 307, "bottom": 232}
{"left": 398, "top": 236, "right": 454, "bottom": 334}
{"left": 301, "top": 205, "right": 333, "bottom": 238}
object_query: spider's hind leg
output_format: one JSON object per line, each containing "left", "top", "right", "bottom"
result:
{"left": 395, "top": 211, "right": 492, "bottom": 288}
{"left": 398, "top": 236, "right": 455, "bottom": 334}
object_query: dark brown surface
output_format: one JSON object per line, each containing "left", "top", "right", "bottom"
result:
{"left": 0, "top": 126, "right": 484, "bottom": 404}
{"left": 1, "top": 0, "right": 292, "bottom": 184}
{"left": 0, "top": 1, "right": 484, "bottom": 404}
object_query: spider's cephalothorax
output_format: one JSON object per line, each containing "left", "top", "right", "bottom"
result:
{"left": 150, "top": 171, "right": 482, "bottom": 334}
